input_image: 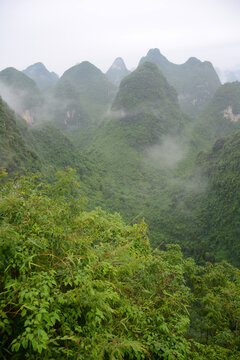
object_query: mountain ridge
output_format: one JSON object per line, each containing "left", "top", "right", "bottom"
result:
{"left": 140, "top": 48, "right": 221, "bottom": 115}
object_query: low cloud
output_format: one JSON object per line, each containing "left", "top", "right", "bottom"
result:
{"left": 145, "top": 136, "right": 188, "bottom": 170}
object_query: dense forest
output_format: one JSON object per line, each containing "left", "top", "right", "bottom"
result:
{"left": 0, "top": 49, "right": 240, "bottom": 359}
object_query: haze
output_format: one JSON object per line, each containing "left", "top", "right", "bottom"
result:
{"left": 0, "top": 0, "right": 240, "bottom": 75}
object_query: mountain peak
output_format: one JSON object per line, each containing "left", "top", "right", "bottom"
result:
{"left": 62, "top": 61, "right": 104, "bottom": 80}
{"left": 25, "top": 62, "right": 46, "bottom": 70}
{"left": 147, "top": 48, "right": 161, "bottom": 56}
{"left": 185, "top": 57, "right": 201, "bottom": 66}
{"left": 23, "top": 62, "right": 58, "bottom": 90}
{"left": 106, "top": 57, "right": 130, "bottom": 86}
{"left": 145, "top": 48, "right": 169, "bottom": 62}
{"left": 111, "top": 57, "right": 128, "bottom": 70}
{"left": 112, "top": 61, "right": 178, "bottom": 112}
{"left": 139, "top": 48, "right": 220, "bottom": 115}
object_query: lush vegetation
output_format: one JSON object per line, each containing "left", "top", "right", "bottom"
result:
{"left": 190, "top": 81, "right": 240, "bottom": 151}
{"left": 192, "top": 130, "right": 240, "bottom": 266}
{"left": 0, "top": 97, "right": 41, "bottom": 176}
{"left": 140, "top": 48, "right": 221, "bottom": 115}
{"left": 0, "top": 169, "right": 239, "bottom": 359}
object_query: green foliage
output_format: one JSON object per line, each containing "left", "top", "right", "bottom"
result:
{"left": 112, "top": 62, "right": 178, "bottom": 112}
{"left": 194, "top": 130, "right": 240, "bottom": 266}
{"left": 0, "top": 97, "right": 41, "bottom": 176}
{"left": 153, "top": 128, "right": 240, "bottom": 267}
{"left": 140, "top": 48, "right": 221, "bottom": 115}
{"left": 0, "top": 170, "right": 239, "bottom": 359}
{"left": 190, "top": 81, "right": 240, "bottom": 152}
{"left": 190, "top": 262, "right": 240, "bottom": 350}
{"left": 28, "top": 121, "right": 90, "bottom": 180}
{"left": 83, "top": 62, "right": 190, "bottom": 246}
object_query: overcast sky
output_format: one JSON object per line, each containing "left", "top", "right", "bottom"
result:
{"left": 0, "top": 0, "right": 239, "bottom": 76}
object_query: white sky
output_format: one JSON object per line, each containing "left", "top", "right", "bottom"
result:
{"left": 0, "top": 0, "right": 239, "bottom": 76}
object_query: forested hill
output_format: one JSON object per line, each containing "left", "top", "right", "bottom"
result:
{"left": 194, "top": 130, "right": 240, "bottom": 266}
{"left": 48, "top": 61, "right": 116, "bottom": 131}
{"left": 140, "top": 48, "right": 221, "bottom": 115}
{"left": 0, "top": 97, "right": 96, "bottom": 186}
{"left": 0, "top": 96, "right": 41, "bottom": 175}
{"left": 0, "top": 67, "right": 43, "bottom": 123}
{"left": 191, "top": 81, "right": 240, "bottom": 151}
{"left": 83, "top": 62, "right": 191, "bottom": 229}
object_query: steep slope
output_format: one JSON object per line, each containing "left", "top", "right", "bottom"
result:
{"left": 140, "top": 48, "right": 221, "bottom": 115}
{"left": 23, "top": 62, "right": 59, "bottom": 90}
{"left": 28, "top": 122, "right": 93, "bottom": 182}
{"left": 111, "top": 61, "right": 186, "bottom": 141}
{"left": 52, "top": 61, "right": 116, "bottom": 130}
{"left": 0, "top": 95, "right": 97, "bottom": 190}
{"left": 85, "top": 62, "right": 190, "bottom": 223}
{"left": 0, "top": 96, "right": 41, "bottom": 176}
{"left": 0, "top": 67, "right": 43, "bottom": 123}
{"left": 106, "top": 57, "right": 130, "bottom": 86}
{"left": 153, "top": 125, "right": 240, "bottom": 267}
{"left": 191, "top": 81, "right": 240, "bottom": 151}
{"left": 173, "top": 130, "right": 240, "bottom": 267}
{"left": 194, "top": 131, "right": 240, "bottom": 266}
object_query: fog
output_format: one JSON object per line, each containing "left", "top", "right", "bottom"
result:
{"left": 0, "top": 82, "right": 26, "bottom": 115}
{"left": 145, "top": 136, "right": 188, "bottom": 170}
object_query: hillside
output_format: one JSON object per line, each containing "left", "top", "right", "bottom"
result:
{"left": 153, "top": 128, "right": 240, "bottom": 267}
{"left": 140, "top": 48, "right": 221, "bottom": 115}
{"left": 193, "top": 130, "right": 240, "bottom": 266}
{"left": 1, "top": 170, "right": 240, "bottom": 359}
{"left": 191, "top": 81, "right": 240, "bottom": 151}
{"left": 0, "top": 96, "right": 41, "bottom": 176}
{"left": 0, "top": 67, "right": 43, "bottom": 123}
{"left": 85, "top": 62, "right": 190, "bottom": 224}
{"left": 0, "top": 95, "right": 97, "bottom": 190}
{"left": 51, "top": 61, "right": 116, "bottom": 131}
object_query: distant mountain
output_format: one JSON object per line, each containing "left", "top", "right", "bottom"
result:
{"left": 106, "top": 57, "right": 130, "bottom": 86}
{"left": 23, "top": 62, "right": 59, "bottom": 90}
{"left": 0, "top": 67, "right": 43, "bottom": 123}
{"left": 52, "top": 61, "right": 116, "bottom": 130}
{"left": 140, "top": 48, "right": 221, "bottom": 115}
{"left": 216, "top": 67, "right": 240, "bottom": 83}
{"left": 110, "top": 61, "right": 186, "bottom": 147}
{"left": 0, "top": 96, "right": 41, "bottom": 176}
